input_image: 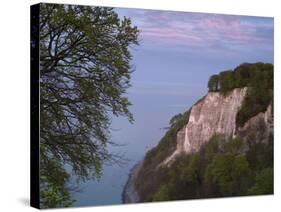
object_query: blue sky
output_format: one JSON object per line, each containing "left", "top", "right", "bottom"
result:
{"left": 117, "top": 8, "right": 273, "bottom": 54}
{"left": 72, "top": 8, "right": 274, "bottom": 206}
{"left": 116, "top": 8, "right": 273, "bottom": 118}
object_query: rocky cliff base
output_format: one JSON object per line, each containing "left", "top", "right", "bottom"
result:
{"left": 122, "top": 161, "right": 142, "bottom": 203}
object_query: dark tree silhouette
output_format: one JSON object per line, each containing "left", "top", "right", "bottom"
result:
{"left": 208, "top": 74, "right": 219, "bottom": 91}
{"left": 38, "top": 4, "right": 139, "bottom": 207}
{"left": 219, "top": 70, "right": 234, "bottom": 93}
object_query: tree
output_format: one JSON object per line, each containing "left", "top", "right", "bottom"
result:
{"left": 152, "top": 184, "right": 171, "bottom": 201}
{"left": 169, "top": 113, "right": 183, "bottom": 127}
{"left": 39, "top": 4, "right": 139, "bottom": 207}
{"left": 236, "top": 63, "right": 273, "bottom": 127}
{"left": 208, "top": 74, "right": 219, "bottom": 91}
{"left": 204, "top": 134, "right": 225, "bottom": 162}
{"left": 231, "top": 155, "right": 251, "bottom": 195}
{"left": 205, "top": 153, "right": 234, "bottom": 196}
{"left": 181, "top": 154, "right": 201, "bottom": 183}
{"left": 248, "top": 168, "right": 273, "bottom": 195}
{"left": 233, "top": 63, "right": 251, "bottom": 87}
{"left": 179, "top": 154, "right": 202, "bottom": 198}
{"left": 205, "top": 153, "right": 251, "bottom": 196}
{"left": 219, "top": 70, "right": 235, "bottom": 93}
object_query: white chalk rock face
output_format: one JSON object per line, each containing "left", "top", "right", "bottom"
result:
{"left": 163, "top": 88, "right": 247, "bottom": 165}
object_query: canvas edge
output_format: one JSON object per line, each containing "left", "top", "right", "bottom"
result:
{"left": 30, "top": 3, "right": 40, "bottom": 209}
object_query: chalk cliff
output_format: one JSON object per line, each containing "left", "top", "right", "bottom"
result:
{"left": 123, "top": 63, "right": 274, "bottom": 203}
{"left": 163, "top": 88, "right": 247, "bottom": 165}
{"left": 123, "top": 87, "right": 273, "bottom": 203}
{"left": 123, "top": 63, "right": 273, "bottom": 203}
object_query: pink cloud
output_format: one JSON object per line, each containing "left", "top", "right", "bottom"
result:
{"left": 133, "top": 11, "right": 273, "bottom": 50}
{"left": 140, "top": 26, "right": 203, "bottom": 47}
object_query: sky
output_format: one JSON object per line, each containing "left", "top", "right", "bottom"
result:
{"left": 117, "top": 7, "right": 273, "bottom": 119}
{"left": 72, "top": 8, "right": 274, "bottom": 206}
{"left": 117, "top": 8, "right": 273, "bottom": 57}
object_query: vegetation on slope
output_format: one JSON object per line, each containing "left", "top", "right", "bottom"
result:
{"left": 134, "top": 95, "right": 207, "bottom": 200}
{"left": 135, "top": 62, "right": 273, "bottom": 202}
{"left": 208, "top": 62, "right": 273, "bottom": 127}
{"left": 135, "top": 108, "right": 191, "bottom": 199}
{"left": 140, "top": 135, "right": 273, "bottom": 202}
{"left": 236, "top": 63, "right": 273, "bottom": 127}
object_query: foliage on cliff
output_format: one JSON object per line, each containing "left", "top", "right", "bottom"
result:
{"left": 236, "top": 63, "right": 273, "bottom": 127}
{"left": 208, "top": 62, "right": 273, "bottom": 127}
{"left": 138, "top": 135, "right": 273, "bottom": 202}
{"left": 135, "top": 62, "right": 273, "bottom": 202}
{"left": 134, "top": 108, "right": 191, "bottom": 198}
{"left": 134, "top": 96, "right": 210, "bottom": 200}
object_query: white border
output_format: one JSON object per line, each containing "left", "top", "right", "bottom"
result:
{"left": 0, "top": 0, "right": 280, "bottom": 211}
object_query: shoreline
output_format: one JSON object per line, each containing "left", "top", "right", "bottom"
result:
{"left": 122, "top": 161, "right": 143, "bottom": 203}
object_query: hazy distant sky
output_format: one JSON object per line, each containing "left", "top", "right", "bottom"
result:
{"left": 117, "top": 8, "right": 273, "bottom": 58}
{"left": 72, "top": 8, "right": 273, "bottom": 206}
{"left": 115, "top": 7, "right": 274, "bottom": 133}
{"left": 116, "top": 7, "right": 273, "bottom": 110}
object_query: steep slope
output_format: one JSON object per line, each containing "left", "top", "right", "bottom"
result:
{"left": 123, "top": 62, "right": 273, "bottom": 203}
{"left": 163, "top": 88, "right": 247, "bottom": 165}
{"left": 122, "top": 162, "right": 142, "bottom": 203}
{"left": 237, "top": 103, "right": 273, "bottom": 143}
